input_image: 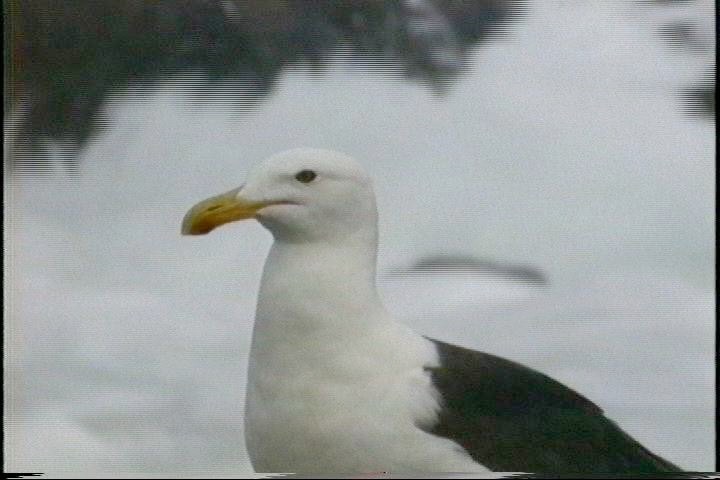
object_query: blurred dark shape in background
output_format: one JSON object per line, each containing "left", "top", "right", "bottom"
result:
{"left": 640, "top": 0, "right": 716, "bottom": 120}
{"left": 386, "top": 253, "right": 548, "bottom": 285}
{"left": 4, "top": 0, "right": 525, "bottom": 172}
{"left": 682, "top": 80, "right": 715, "bottom": 117}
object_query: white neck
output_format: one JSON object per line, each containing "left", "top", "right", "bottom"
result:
{"left": 250, "top": 232, "right": 387, "bottom": 363}
{"left": 243, "top": 229, "right": 486, "bottom": 473}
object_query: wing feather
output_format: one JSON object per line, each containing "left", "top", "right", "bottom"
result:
{"left": 423, "top": 338, "right": 682, "bottom": 473}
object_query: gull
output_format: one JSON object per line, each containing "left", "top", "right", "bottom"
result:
{"left": 182, "top": 148, "right": 681, "bottom": 474}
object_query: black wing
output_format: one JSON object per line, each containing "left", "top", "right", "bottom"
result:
{"left": 422, "top": 338, "right": 682, "bottom": 474}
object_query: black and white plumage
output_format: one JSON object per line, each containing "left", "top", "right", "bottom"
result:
{"left": 425, "top": 339, "right": 680, "bottom": 473}
{"left": 182, "top": 148, "right": 682, "bottom": 474}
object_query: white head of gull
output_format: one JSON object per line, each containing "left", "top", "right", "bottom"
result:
{"left": 182, "top": 148, "right": 682, "bottom": 475}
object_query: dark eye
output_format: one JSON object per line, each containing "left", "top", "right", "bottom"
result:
{"left": 295, "top": 169, "right": 317, "bottom": 183}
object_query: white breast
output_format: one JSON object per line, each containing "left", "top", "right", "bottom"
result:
{"left": 243, "top": 319, "right": 487, "bottom": 473}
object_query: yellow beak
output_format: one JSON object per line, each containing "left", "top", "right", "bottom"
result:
{"left": 181, "top": 187, "right": 267, "bottom": 235}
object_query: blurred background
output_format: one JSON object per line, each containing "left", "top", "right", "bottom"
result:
{"left": 4, "top": 0, "right": 715, "bottom": 475}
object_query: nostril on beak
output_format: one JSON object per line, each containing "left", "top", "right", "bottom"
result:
{"left": 230, "top": 184, "right": 245, "bottom": 200}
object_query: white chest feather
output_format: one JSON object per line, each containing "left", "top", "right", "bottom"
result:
{"left": 244, "top": 320, "right": 485, "bottom": 473}
{"left": 242, "top": 241, "right": 487, "bottom": 473}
